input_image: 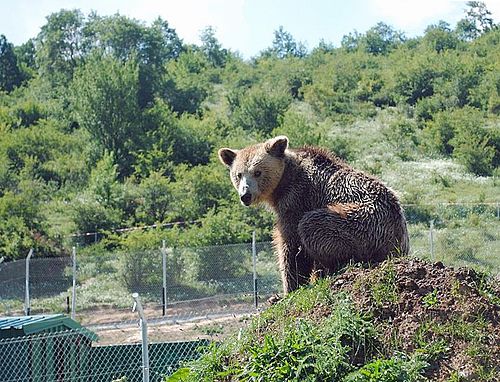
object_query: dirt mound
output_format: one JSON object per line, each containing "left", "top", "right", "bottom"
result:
{"left": 330, "top": 258, "right": 500, "bottom": 381}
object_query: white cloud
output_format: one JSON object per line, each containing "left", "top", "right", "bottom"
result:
{"left": 113, "top": 0, "right": 247, "bottom": 46}
{"left": 371, "top": 0, "right": 500, "bottom": 34}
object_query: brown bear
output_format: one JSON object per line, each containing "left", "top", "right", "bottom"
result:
{"left": 218, "top": 136, "right": 409, "bottom": 294}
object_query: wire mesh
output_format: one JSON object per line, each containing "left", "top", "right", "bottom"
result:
{"left": 0, "top": 203, "right": 498, "bottom": 332}
{"left": 0, "top": 328, "right": 208, "bottom": 381}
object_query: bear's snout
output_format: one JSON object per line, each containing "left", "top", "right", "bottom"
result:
{"left": 240, "top": 192, "right": 252, "bottom": 206}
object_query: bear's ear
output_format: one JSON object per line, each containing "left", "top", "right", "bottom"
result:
{"left": 265, "top": 136, "right": 289, "bottom": 157}
{"left": 218, "top": 148, "right": 238, "bottom": 167}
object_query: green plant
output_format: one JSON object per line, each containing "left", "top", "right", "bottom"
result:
{"left": 174, "top": 285, "right": 381, "bottom": 382}
{"left": 344, "top": 354, "right": 428, "bottom": 382}
{"left": 199, "top": 324, "right": 224, "bottom": 336}
{"left": 367, "top": 262, "right": 398, "bottom": 307}
{"left": 422, "top": 289, "right": 439, "bottom": 308}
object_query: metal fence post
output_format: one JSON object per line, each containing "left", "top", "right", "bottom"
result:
{"left": 71, "top": 246, "right": 77, "bottom": 320}
{"left": 429, "top": 220, "right": 435, "bottom": 261}
{"left": 24, "top": 249, "right": 33, "bottom": 316}
{"left": 132, "top": 293, "right": 150, "bottom": 382}
{"left": 252, "top": 231, "right": 258, "bottom": 308}
{"left": 161, "top": 240, "right": 167, "bottom": 316}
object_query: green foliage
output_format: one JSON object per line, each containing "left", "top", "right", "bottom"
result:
{"left": 180, "top": 287, "right": 381, "bottom": 382}
{"left": 200, "top": 26, "right": 228, "bottom": 68}
{"left": 265, "top": 26, "right": 308, "bottom": 59}
{"left": 0, "top": 35, "right": 23, "bottom": 91}
{"left": 162, "top": 49, "right": 211, "bottom": 114}
{"left": 422, "top": 289, "right": 439, "bottom": 307}
{"left": 71, "top": 53, "right": 141, "bottom": 175}
{"left": 169, "top": 163, "right": 229, "bottom": 221}
{"left": 344, "top": 355, "right": 427, "bottom": 382}
{"left": 342, "top": 22, "right": 405, "bottom": 56}
{"left": 423, "top": 21, "right": 459, "bottom": 53}
{"left": 118, "top": 231, "right": 169, "bottom": 291}
{"left": 422, "top": 107, "right": 496, "bottom": 175}
{"left": 363, "top": 23, "right": 406, "bottom": 55}
{"left": 83, "top": 14, "right": 183, "bottom": 107}
{"left": 71, "top": 154, "right": 123, "bottom": 236}
{"left": 136, "top": 171, "right": 171, "bottom": 224}
{"left": 272, "top": 109, "right": 323, "bottom": 146}
{"left": 232, "top": 86, "right": 291, "bottom": 134}
{"left": 450, "top": 120, "right": 495, "bottom": 176}
{"left": 355, "top": 261, "right": 398, "bottom": 308}
{"left": 35, "top": 9, "right": 85, "bottom": 86}
{"left": 456, "top": 1, "right": 497, "bottom": 41}
{"left": 0, "top": 6, "right": 499, "bottom": 260}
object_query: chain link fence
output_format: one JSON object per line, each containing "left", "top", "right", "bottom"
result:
{"left": 0, "top": 203, "right": 498, "bottom": 381}
{"left": 1, "top": 204, "right": 499, "bottom": 325}
{"left": 0, "top": 328, "right": 208, "bottom": 382}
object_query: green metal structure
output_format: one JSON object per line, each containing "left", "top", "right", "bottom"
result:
{"left": 0, "top": 315, "right": 96, "bottom": 381}
{"left": 0, "top": 314, "right": 97, "bottom": 339}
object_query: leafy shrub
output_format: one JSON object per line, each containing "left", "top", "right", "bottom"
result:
{"left": 162, "top": 49, "right": 211, "bottom": 114}
{"left": 117, "top": 229, "right": 184, "bottom": 292}
{"left": 71, "top": 195, "right": 122, "bottom": 239}
{"left": 382, "top": 117, "right": 419, "bottom": 161}
{"left": 173, "top": 286, "right": 380, "bottom": 382}
{"left": 232, "top": 86, "right": 291, "bottom": 134}
{"left": 422, "top": 107, "right": 496, "bottom": 175}
{"left": 450, "top": 120, "right": 495, "bottom": 176}
{"left": 344, "top": 355, "right": 427, "bottom": 382}
{"left": 272, "top": 109, "right": 325, "bottom": 147}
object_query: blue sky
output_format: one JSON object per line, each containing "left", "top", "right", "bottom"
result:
{"left": 1, "top": 0, "right": 499, "bottom": 58}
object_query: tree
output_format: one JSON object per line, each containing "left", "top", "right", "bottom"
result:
{"left": 200, "top": 26, "right": 228, "bottom": 67}
{"left": 233, "top": 86, "right": 291, "bottom": 134}
{"left": 0, "top": 35, "right": 23, "bottom": 91}
{"left": 363, "top": 22, "right": 405, "bottom": 55}
{"left": 14, "top": 39, "right": 36, "bottom": 81}
{"left": 456, "top": 1, "right": 497, "bottom": 40}
{"left": 424, "top": 21, "right": 459, "bottom": 52}
{"left": 83, "top": 14, "right": 184, "bottom": 107}
{"left": 341, "top": 31, "right": 362, "bottom": 52}
{"left": 87, "top": 152, "right": 122, "bottom": 208}
{"left": 136, "top": 170, "right": 171, "bottom": 224}
{"left": 71, "top": 153, "right": 123, "bottom": 238}
{"left": 267, "top": 26, "right": 307, "bottom": 58}
{"left": 162, "top": 48, "right": 211, "bottom": 114}
{"left": 14, "top": 39, "right": 36, "bottom": 69}
{"left": 71, "top": 53, "right": 141, "bottom": 175}
{"left": 36, "top": 9, "right": 85, "bottom": 85}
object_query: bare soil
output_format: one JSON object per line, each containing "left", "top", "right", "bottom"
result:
{"left": 91, "top": 312, "right": 255, "bottom": 346}
{"left": 329, "top": 258, "right": 500, "bottom": 381}
{"left": 78, "top": 295, "right": 262, "bottom": 346}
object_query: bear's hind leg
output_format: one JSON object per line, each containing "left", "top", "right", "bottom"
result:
{"left": 297, "top": 205, "right": 368, "bottom": 273}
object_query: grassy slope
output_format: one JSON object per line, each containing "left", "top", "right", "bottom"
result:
{"left": 169, "top": 258, "right": 500, "bottom": 382}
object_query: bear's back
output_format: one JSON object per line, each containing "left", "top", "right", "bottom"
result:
{"left": 287, "top": 146, "right": 400, "bottom": 211}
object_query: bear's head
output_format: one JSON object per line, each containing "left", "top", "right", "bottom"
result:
{"left": 218, "top": 136, "right": 289, "bottom": 207}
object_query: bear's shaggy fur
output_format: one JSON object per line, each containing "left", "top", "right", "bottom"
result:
{"left": 219, "top": 136, "right": 409, "bottom": 294}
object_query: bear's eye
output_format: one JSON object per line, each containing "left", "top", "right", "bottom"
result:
{"left": 254, "top": 170, "right": 262, "bottom": 177}
{"left": 236, "top": 173, "right": 242, "bottom": 180}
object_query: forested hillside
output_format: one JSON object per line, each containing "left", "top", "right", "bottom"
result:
{"left": 0, "top": 2, "right": 499, "bottom": 260}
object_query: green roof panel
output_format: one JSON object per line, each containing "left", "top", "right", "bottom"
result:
{"left": 0, "top": 314, "right": 97, "bottom": 340}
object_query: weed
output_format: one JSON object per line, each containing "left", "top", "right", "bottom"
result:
{"left": 356, "top": 261, "right": 398, "bottom": 308}
{"left": 414, "top": 321, "right": 450, "bottom": 362}
{"left": 343, "top": 353, "right": 428, "bottom": 382}
{"left": 177, "top": 288, "right": 380, "bottom": 381}
{"left": 199, "top": 324, "right": 224, "bottom": 336}
{"left": 422, "top": 289, "right": 439, "bottom": 308}
{"left": 413, "top": 316, "right": 497, "bottom": 378}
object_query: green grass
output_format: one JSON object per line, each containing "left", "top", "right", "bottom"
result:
{"left": 166, "top": 280, "right": 429, "bottom": 382}
{"left": 413, "top": 316, "right": 497, "bottom": 381}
